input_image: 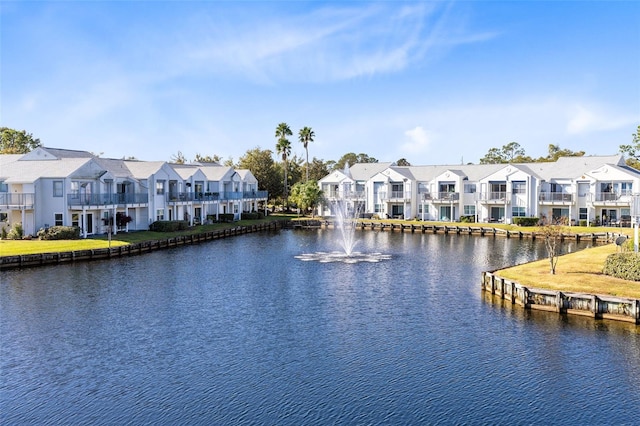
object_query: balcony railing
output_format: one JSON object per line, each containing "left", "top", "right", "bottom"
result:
{"left": 324, "top": 190, "right": 365, "bottom": 200}
{"left": 594, "top": 192, "right": 620, "bottom": 202}
{"left": 538, "top": 192, "right": 572, "bottom": 202}
{"left": 436, "top": 192, "right": 459, "bottom": 201}
{"left": 0, "top": 192, "right": 35, "bottom": 208}
{"left": 419, "top": 192, "right": 432, "bottom": 200}
{"left": 67, "top": 193, "right": 148, "bottom": 206}
{"left": 243, "top": 190, "right": 268, "bottom": 199}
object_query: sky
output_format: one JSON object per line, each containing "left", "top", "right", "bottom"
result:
{"left": 2, "top": 1, "right": 639, "bottom": 166}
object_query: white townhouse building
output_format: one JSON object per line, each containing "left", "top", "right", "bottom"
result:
{"left": 0, "top": 147, "right": 268, "bottom": 237}
{"left": 317, "top": 155, "right": 639, "bottom": 226}
{"left": 317, "top": 162, "right": 393, "bottom": 218}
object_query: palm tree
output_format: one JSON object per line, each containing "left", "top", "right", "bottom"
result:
{"left": 275, "top": 123, "right": 293, "bottom": 208}
{"left": 298, "top": 126, "right": 315, "bottom": 182}
{"left": 276, "top": 137, "right": 292, "bottom": 209}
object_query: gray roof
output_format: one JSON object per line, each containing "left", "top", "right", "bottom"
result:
{"left": 124, "top": 160, "right": 167, "bottom": 178}
{"left": 0, "top": 156, "right": 94, "bottom": 182}
{"left": 349, "top": 162, "right": 393, "bottom": 181}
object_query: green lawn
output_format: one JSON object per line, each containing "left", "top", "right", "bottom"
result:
{"left": 496, "top": 244, "right": 640, "bottom": 299}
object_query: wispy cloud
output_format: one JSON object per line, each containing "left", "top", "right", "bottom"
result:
{"left": 566, "top": 104, "right": 637, "bottom": 135}
{"left": 180, "top": 2, "right": 498, "bottom": 83}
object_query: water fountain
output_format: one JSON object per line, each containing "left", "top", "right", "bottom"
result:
{"left": 295, "top": 165, "right": 391, "bottom": 264}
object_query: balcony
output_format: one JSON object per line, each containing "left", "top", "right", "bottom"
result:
{"left": 431, "top": 192, "right": 459, "bottom": 203}
{"left": 593, "top": 192, "right": 630, "bottom": 205}
{"left": 168, "top": 192, "right": 222, "bottom": 203}
{"left": 325, "top": 191, "right": 365, "bottom": 201}
{"left": 478, "top": 192, "right": 509, "bottom": 204}
{"left": 67, "top": 193, "right": 148, "bottom": 207}
{"left": 243, "top": 190, "right": 268, "bottom": 200}
{"left": 538, "top": 192, "right": 573, "bottom": 204}
{"left": 0, "top": 192, "right": 35, "bottom": 209}
{"left": 378, "top": 191, "right": 411, "bottom": 201}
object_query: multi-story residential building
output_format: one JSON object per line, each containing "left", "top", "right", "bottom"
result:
{"left": 0, "top": 147, "right": 268, "bottom": 237}
{"left": 318, "top": 155, "right": 639, "bottom": 226}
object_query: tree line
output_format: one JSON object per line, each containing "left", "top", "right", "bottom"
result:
{"left": 2, "top": 124, "right": 639, "bottom": 214}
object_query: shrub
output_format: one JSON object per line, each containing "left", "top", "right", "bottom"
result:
{"left": 513, "top": 217, "right": 539, "bottom": 227}
{"left": 149, "top": 220, "right": 189, "bottom": 232}
{"left": 1, "top": 226, "right": 7, "bottom": 239}
{"left": 37, "top": 226, "right": 81, "bottom": 240}
{"left": 241, "top": 212, "right": 264, "bottom": 220}
{"left": 7, "top": 222, "right": 23, "bottom": 240}
{"left": 459, "top": 215, "right": 475, "bottom": 223}
{"left": 603, "top": 253, "right": 640, "bottom": 281}
{"left": 579, "top": 219, "right": 588, "bottom": 227}
{"left": 219, "top": 214, "right": 235, "bottom": 223}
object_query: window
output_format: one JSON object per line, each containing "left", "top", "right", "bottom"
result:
{"left": 464, "top": 184, "right": 476, "bottom": 194}
{"left": 464, "top": 205, "right": 476, "bottom": 215}
{"left": 53, "top": 181, "right": 63, "bottom": 197}
{"left": 579, "top": 208, "right": 588, "bottom": 220}
{"left": 512, "top": 181, "right": 526, "bottom": 194}
{"left": 512, "top": 207, "right": 526, "bottom": 217}
{"left": 374, "top": 204, "right": 383, "bottom": 213}
{"left": 0, "top": 181, "right": 8, "bottom": 192}
{"left": 0, "top": 213, "right": 7, "bottom": 222}
{"left": 72, "top": 213, "right": 80, "bottom": 227}
{"left": 620, "top": 182, "right": 633, "bottom": 195}
{"left": 156, "top": 180, "right": 165, "bottom": 195}
{"left": 418, "top": 204, "right": 430, "bottom": 214}
{"left": 54, "top": 213, "right": 63, "bottom": 226}
{"left": 156, "top": 209, "right": 164, "bottom": 221}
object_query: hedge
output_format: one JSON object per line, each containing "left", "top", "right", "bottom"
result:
{"left": 459, "top": 215, "right": 475, "bottom": 223}
{"left": 149, "top": 220, "right": 189, "bottom": 232}
{"left": 241, "top": 212, "right": 264, "bottom": 220}
{"left": 513, "top": 217, "right": 539, "bottom": 227}
{"left": 603, "top": 253, "right": 640, "bottom": 281}
{"left": 37, "top": 226, "right": 81, "bottom": 240}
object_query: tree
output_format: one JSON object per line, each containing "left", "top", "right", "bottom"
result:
{"left": 620, "top": 125, "right": 640, "bottom": 170}
{"left": 289, "top": 180, "right": 323, "bottom": 217}
{"left": 396, "top": 158, "right": 411, "bottom": 166}
{"left": 275, "top": 123, "right": 293, "bottom": 209}
{"left": 298, "top": 126, "right": 315, "bottom": 182}
{"left": 479, "top": 142, "right": 529, "bottom": 164}
{"left": 540, "top": 144, "right": 585, "bottom": 162}
{"left": 538, "top": 216, "right": 565, "bottom": 274}
{"left": 333, "top": 152, "right": 378, "bottom": 170}
{"left": 194, "top": 153, "right": 222, "bottom": 163}
{"left": 307, "top": 157, "right": 330, "bottom": 182}
{"left": 170, "top": 151, "right": 187, "bottom": 164}
{"left": 237, "top": 147, "right": 280, "bottom": 200}
{"left": 0, "top": 127, "right": 41, "bottom": 154}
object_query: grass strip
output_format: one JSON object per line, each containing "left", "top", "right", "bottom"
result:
{"left": 496, "top": 244, "right": 640, "bottom": 299}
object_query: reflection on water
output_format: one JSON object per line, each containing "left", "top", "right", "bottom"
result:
{"left": 1, "top": 230, "right": 638, "bottom": 424}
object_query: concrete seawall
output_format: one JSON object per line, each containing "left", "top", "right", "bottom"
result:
{"left": 290, "top": 220, "right": 619, "bottom": 244}
{"left": 481, "top": 271, "right": 640, "bottom": 325}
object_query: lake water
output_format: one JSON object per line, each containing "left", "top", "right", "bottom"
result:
{"left": 1, "top": 229, "right": 639, "bottom": 425}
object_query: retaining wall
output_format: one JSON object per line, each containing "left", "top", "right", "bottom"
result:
{"left": 294, "top": 220, "right": 618, "bottom": 244}
{"left": 481, "top": 271, "right": 640, "bottom": 324}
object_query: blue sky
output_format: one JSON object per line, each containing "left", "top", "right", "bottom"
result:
{"left": 2, "top": 1, "right": 639, "bottom": 165}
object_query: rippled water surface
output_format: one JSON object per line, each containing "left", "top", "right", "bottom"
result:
{"left": 2, "top": 230, "right": 639, "bottom": 425}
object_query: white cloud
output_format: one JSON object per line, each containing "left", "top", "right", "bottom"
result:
{"left": 181, "top": 2, "right": 497, "bottom": 84}
{"left": 402, "top": 126, "right": 431, "bottom": 154}
{"left": 566, "top": 104, "right": 636, "bottom": 135}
